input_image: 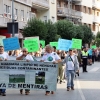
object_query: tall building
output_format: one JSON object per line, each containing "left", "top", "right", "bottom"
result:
{"left": 0, "top": 0, "right": 57, "bottom": 38}
{"left": 57, "top": 0, "right": 100, "bottom": 35}
{"left": 0, "top": 0, "right": 100, "bottom": 38}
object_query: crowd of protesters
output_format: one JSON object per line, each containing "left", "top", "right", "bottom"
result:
{"left": 0, "top": 44, "right": 100, "bottom": 96}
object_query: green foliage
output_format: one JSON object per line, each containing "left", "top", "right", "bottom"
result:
{"left": 56, "top": 20, "right": 76, "bottom": 39}
{"left": 22, "top": 18, "right": 47, "bottom": 40}
{"left": 74, "top": 25, "right": 84, "bottom": 40}
{"left": 45, "top": 20, "right": 58, "bottom": 44}
{"left": 22, "top": 18, "right": 94, "bottom": 45}
{"left": 79, "top": 25, "right": 93, "bottom": 44}
{"left": 95, "top": 38, "right": 100, "bottom": 47}
{"left": 94, "top": 32, "right": 100, "bottom": 47}
{"left": 96, "top": 32, "right": 100, "bottom": 38}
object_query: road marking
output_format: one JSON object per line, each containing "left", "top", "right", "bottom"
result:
{"left": 76, "top": 79, "right": 86, "bottom": 100}
{"left": 89, "top": 67, "right": 100, "bottom": 72}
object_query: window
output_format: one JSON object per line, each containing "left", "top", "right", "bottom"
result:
{"left": 4, "top": 4, "right": 7, "bottom": 13}
{"left": 21, "top": 10, "right": 24, "bottom": 21}
{"left": 8, "top": 6, "right": 11, "bottom": 13}
{"left": 14, "top": 9, "right": 18, "bottom": 15}
{"left": 52, "top": 17, "right": 55, "bottom": 23}
{"left": 51, "top": 0, "right": 55, "bottom": 4}
{"left": 44, "top": 16, "right": 47, "bottom": 22}
{"left": 88, "top": 8, "right": 91, "bottom": 14}
{"left": 83, "top": 6, "right": 86, "bottom": 13}
{"left": 97, "top": 12, "right": 99, "bottom": 16}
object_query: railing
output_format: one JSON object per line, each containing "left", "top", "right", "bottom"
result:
{"left": 92, "top": 0, "right": 100, "bottom": 9}
{"left": 93, "top": 16, "right": 100, "bottom": 23}
{"left": 72, "top": 0, "right": 82, "bottom": 2}
{"left": 32, "top": 0, "right": 49, "bottom": 8}
{"left": 0, "top": 14, "right": 27, "bottom": 29}
{"left": 66, "top": 0, "right": 81, "bottom": 2}
{"left": 57, "top": 7, "right": 81, "bottom": 18}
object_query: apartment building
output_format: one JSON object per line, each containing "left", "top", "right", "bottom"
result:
{"left": 31, "top": 0, "right": 57, "bottom": 23}
{"left": 0, "top": 0, "right": 57, "bottom": 38}
{"left": 57, "top": 0, "right": 100, "bottom": 35}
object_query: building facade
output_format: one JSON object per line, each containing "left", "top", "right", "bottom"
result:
{"left": 0, "top": 0, "right": 100, "bottom": 38}
{"left": 57, "top": 0, "right": 100, "bottom": 35}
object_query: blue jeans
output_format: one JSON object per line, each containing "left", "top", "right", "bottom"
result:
{"left": 0, "top": 89, "right": 6, "bottom": 93}
{"left": 66, "top": 70, "right": 75, "bottom": 88}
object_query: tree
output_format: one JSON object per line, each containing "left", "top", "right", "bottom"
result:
{"left": 94, "top": 32, "right": 100, "bottom": 47}
{"left": 22, "top": 18, "right": 47, "bottom": 40}
{"left": 56, "top": 20, "right": 76, "bottom": 40}
{"left": 80, "top": 25, "right": 93, "bottom": 45}
{"left": 45, "top": 20, "right": 58, "bottom": 44}
{"left": 96, "top": 32, "right": 100, "bottom": 38}
{"left": 74, "top": 25, "right": 84, "bottom": 40}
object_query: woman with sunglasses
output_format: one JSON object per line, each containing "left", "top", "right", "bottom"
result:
{"left": 16, "top": 48, "right": 34, "bottom": 95}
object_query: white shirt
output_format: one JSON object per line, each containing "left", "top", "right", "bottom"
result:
{"left": 42, "top": 52, "right": 60, "bottom": 62}
{"left": 67, "top": 55, "right": 75, "bottom": 70}
{"left": 0, "top": 52, "right": 9, "bottom": 60}
{"left": 17, "top": 54, "right": 34, "bottom": 61}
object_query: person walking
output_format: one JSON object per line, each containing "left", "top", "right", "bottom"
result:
{"left": 16, "top": 48, "right": 34, "bottom": 95}
{"left": 81, "top": 47, "right": 89, "bottom": 72}
{"left": 0, "top": 46, "right": 9, "bottom": 96}
{"left": 63, "top": 49, "right": 79, "bottom": 91}
{"left": 41, "top": 45, "right": 61, "bottom": 95}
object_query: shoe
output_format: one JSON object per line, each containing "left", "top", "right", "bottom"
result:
{"left": 71, "top": 87, "right": 74, "bottom": 90}
{"left": 85, "top": 71, "right": 88, "bottom": 72}
{"left": 45, "top": 92, "right": 50, "bottom": 96}
{"left": 20, "top": 90, "right": 23, "bottom": 94}
{"left": 51, "top": 91, "right": 54, "bottom": 94}
{"left": 67, "top": 87, "right": 70, "bottom": 91}
{"left": 25, "top": 91, "right": 29, "bottom": 95}
{"left": 2, "top": 93, "right": 6, "bottom": 96}
{"left": 60, "top": 80, "right": 62, "bottom": 84}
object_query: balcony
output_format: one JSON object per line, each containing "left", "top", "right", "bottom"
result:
{"left": 57, "top": 7, "right": 82, "bottom": 19}
{"left": 19, "top": 21, "right": 27, "bottom": 29}
{"left": 32, "top": 0, "right": 49, "bottom": 10}
{"left": 93, "top": 16, "right": 100, "bottom": 24}
{"left": 0, "top": 14, "right": 27, "bottom": 29}
{"left": 92, "top": 0, "right": 100, "bottom": 10}
{"left": 72, "top": 0, "right": 82, "bottom": 2}
{"left": 66, "top": 0, "right": 81, "bottom": 3}
{"left": 0, "top": 14, "right": 12, "bottom": 27}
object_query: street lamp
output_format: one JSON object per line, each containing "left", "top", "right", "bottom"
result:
{"left": 12, "top": 0, "right": 15, "bottom": 37}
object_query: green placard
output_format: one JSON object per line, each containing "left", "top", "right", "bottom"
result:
{"left": 72, "top": 38, "right": 82, "bottom": 49}
{"left": 50, "top": 42, "right": 58, "bottom": 48}
{"left": 24, "top": 38, "right": 39, "bottom": 52}
{"left": 91, "top": 45, "right": 96, "bottom": 49}
{"left": 40, "top": 40, "right": 45, "bottom": 48}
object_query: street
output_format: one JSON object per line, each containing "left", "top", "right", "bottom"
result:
{"left": 1, "top": 62, "right": 100, "bottom": 100}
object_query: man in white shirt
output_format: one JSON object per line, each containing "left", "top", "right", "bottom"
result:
{"left": 0, "top": 46, "right": 9, "bottom": 96}
{"left": 16, "top": 48, "right": 34, "bottom": 95}
{"left": 63, "top": 49, "right": 79, "bottom": 91}
{"left": 41, "top": 45, "right": 61, "bottom": 96}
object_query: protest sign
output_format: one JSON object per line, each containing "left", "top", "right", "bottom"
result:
{"left": 3, "top": 37, "right": 20, "bottom": 51}
{"left": 40, "top": 40, "right": 45, "bottom": 48}
{"left": 50, "top": 42, "right": 58, "bottom": 48}
{"left": 91, "top": 45, "right": 96, "bottom": 49}
{"left": 24, "top": 38, "right": 39, "bottom": 52}
{"left": 72, "top": 38, "right": 82, "bottom": 49}
{"left": 0, "top": 35, "right": 6, "bottom": 46}
{"left": 0, "top": 61, "right": 58, "bottom": 91}
{"left": 57, "top": 39, "right": 72, "bottom": 51}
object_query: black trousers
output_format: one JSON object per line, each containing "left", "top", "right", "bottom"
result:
{"left": 82, "top": 64, "right": 87, "bottom": 72}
